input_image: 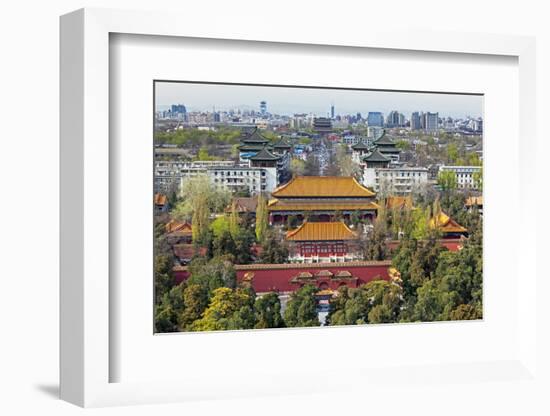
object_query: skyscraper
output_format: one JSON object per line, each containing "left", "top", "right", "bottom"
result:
{"left": 367, "top": 112, "right": 384, "bottom": 127}
{"left": 331, "top": 104, "right": 335, "bottom": 119}
{"left": 170, "top": 104, "right": 187, "bottom": 120}
{"left": 386, "top": 111, "right": 405, "bottom": 127}
{"left": 411, "top": 112, "right": 422, "bottom": 130}
{"left": 424, "top": 112, "right": 439, "bottom": 132}
{"left": 260, "top": 101, "right": 267, "bottom": 116}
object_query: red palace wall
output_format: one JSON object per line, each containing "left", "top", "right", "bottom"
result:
{"left": 173, "top": 261, "right": 392, "bottom": 293}
{"left": 236, "top": 261, "right": 391, "bottom": 293}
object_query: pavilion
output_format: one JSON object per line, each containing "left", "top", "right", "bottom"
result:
{"left": 369, "top": 132, "right": 400, "bottom": 161}
{"left": 429, "top": 211, "right": 468, "bottom": 238}
{"left": 237, "top": 127, "right": 273, "bottom": 161}
{"left": 285, "top": 221, "right": 361, "bottom": 263}
{"left": 267, "top": 176, "right": 379, "bottom": 225}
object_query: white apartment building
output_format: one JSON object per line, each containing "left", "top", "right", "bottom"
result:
{"left": 439, "top": 165, "right": 482, "bottom": 189}
{"left": 363, "top": 166, "right": 429, "bottom": 195}
{"left": 342, "top": 134, "right": 360, "bottom": 145}
{"left": 209, "top": 165, "right": 277, "bottom": 194}
{"left": 154, "top": 160, "right": 277, "bottom": 195}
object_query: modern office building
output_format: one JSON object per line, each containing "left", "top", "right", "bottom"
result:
{"left": 260, "top": 101, "right": 267, "bottom": 116}
{"left": 170, "top": 104, "right": 187, "bottom": 120}
{"left": 367, "top": 112, "right": 384, "bottom": 127}
{"left": 410, "top": 112, "right": 422, "bottom": 130}
{"left": 385, "top": 111, "right": 405, "bottom": 128}
{"left": 424, "top": 112, "right": 439, "bottom": 132}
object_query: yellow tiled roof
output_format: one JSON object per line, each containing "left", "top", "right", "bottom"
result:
{"left": 286, "top": 221, "right": 357, "bottom": 241}
{"left": 272, "top": 176, "right": 375, "bottom": 198}
{"left": 429, "top": 212, "right": 467, "bottom": 233}
{"left": 267, "top": 200, "right": 380, "bottom": 212}
{"left": 165, "top": 219, "right": 192, "bottom": 233}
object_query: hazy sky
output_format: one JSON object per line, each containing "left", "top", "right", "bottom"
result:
{"left": 155, "top": 82, "right": 483, "bottom": 119}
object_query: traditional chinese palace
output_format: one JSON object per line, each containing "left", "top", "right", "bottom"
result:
{"left": 369, "top": 132, "right": 400, "bottom": 162}
{"left": 429, "top": 211, "right": 468, "bottom": 239}
{"left": 285, "top": 221, "right": 361, "bottom": 263}
{"left": 237, "top": 127, "right": 291, "bottom": 185}
{"left": 267, "top": 176, "right": 379, "bottom": 224}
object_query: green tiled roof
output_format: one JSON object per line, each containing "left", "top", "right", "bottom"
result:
{"left": 363, "top": 148, "right": 390, "bottom": 163}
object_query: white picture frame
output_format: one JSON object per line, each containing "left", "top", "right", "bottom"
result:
{"left": 60, "top": 7, "right": 539, "bottom": 408}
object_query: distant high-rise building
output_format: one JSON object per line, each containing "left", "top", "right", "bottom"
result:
{"left": 260, "top": 101, "right": 267, "bottom": 116}
{"left": 331, "top": 105, "right": 335, "bottom": 119}
{"left": 170, "top": 104, "right": 187, "bottom": 120}
{"left": 386, "top": 110, "right": 405, "bottom": 127}
{"left": 474, "top": 118, "right": 483, "bottom": 133}
{"left": 367, "top": 112, "right": 384, "bottom": 127}
{"left": 424, "top": 112, "right": 439, "bottom": 132}
{"left": 213, "top": 112, "right": 221, "bottom": 122}
{"left": 411, "top": 112, "right": 422, "bottom": 130}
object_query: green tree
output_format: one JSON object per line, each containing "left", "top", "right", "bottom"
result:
{"left": 254, "top": 292, "right": 285, "bottom": 329}
{"left": 190, "top": 287, "right": 256, "bottom": 331}
{"left": 258, "top": 230, "right": 289, "bottom": 264}
{"left": 229, "top": 202, "right": 240, "bottom": 238}
{"left": 210, "top": 215, "right": 230, "bottom": 238}
{"left": 473, "top": 167, "right": 483, "bottom": 191}
{"left": 411, "top": 206, "right": 430, "bottom": 240}
{"left": 179, "top": 283, "right": 209, "bottom": 329}
{"left": 191, "top": 193, "right": 210, "bottom": 243}
{"left": 449, "top": 303, "right": 482, "bottom": 321}
{"left": 195, "top": 147, "right": 214, "bottom": 161}
{"left": 284, "top": 285, "right": 320, "bottom": 327}
{"left": 368, "top": 304, "right": 393, "bottom": 324}
{"left": 188, "top": 256, "right": 236, "bottom": 295}
{"left": 328, "top": 280, "right": 403, "bottom": 326}
{"left": 396, "top": 140, "right": 411, "bottom": 151}
{"left": 231, "top": 228, "right": 255, "bottom": 264}
{"left": 173, "top": 175, "right": 230, "bottom": 221}
{"left": 154, "top": 283, "right": 186, "bottom": 332}
{"left": 365, "top": 207, "right": 388, "bottom": 261}
{"left": 412, "top": 279, "right": 459, "bottom": 322}
{"left": 212, "top": 230, "right": 237, "bottom": 259}
{"left": 290, "top": 158, "right": 306, "bottom": 176}
{"left": 446, "top": 142, "right": 459, "bottom": 163}
{"left": 155, "top": 254, "right": 175, "bottom": 305}
{"left": 255, "top": 193, "right": 268, "bottom": 242}
{"left": 437, "top": 170, "right": 458, "bottom": 192}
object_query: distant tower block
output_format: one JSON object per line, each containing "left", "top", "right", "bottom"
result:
{"left": 331, "top": 104, "right": 335, "bottom": 119}
{"left": 260, "top": 101, "right": 267, "bottom": 115}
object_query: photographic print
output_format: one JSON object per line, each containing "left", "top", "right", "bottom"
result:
{"left": 153, "top": 82, "right": 483, "bottom": 333}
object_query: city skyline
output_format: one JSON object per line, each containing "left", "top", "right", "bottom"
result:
{"left": 155, "top": 81, "right": 483, "bottom": 119}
